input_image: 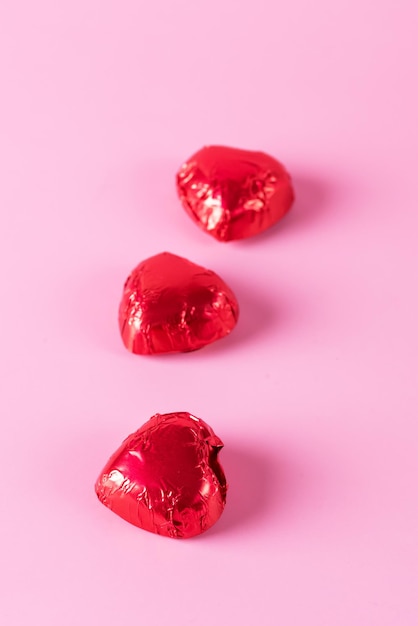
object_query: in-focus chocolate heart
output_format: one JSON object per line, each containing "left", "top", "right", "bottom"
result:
{"left": 176, "top": 145, "right": 294, "bottom": 241}
{"left": 95, "top": 412, "right": 227, "bottom": 538}
{"left": 118, "top": 252, "right": 239, "bottom": 355}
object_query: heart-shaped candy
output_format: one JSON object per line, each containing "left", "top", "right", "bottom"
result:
{"left": 95, "top": 412, "right": 227, "bottom": 538}
{"left": 119, "top": 252, "right": 239, "bottom": 355}
{"left": 176, "top": 145, "right": 294, "bottom": 241}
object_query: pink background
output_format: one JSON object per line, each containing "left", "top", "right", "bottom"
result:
{"left": 1, "top": 1, "right": 418, "bottom": 624}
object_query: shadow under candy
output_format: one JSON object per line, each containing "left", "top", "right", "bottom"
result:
{"left": 205, "top": 437, "right": 322, "bottom": 538}
{"left": 207, "top": 443, "right": 277, "bottom": 536}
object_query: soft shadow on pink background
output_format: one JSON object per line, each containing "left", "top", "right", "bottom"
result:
{"left": 1, "top": 1, "right": 418, "bottom": 625}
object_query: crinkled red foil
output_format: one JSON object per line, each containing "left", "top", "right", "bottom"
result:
{"left": 118, "top": 252, "right": 239, "bottom": 355}
{"left": 176, "top": 145, "right": 294, "bottom": 241}
{"left": 95, "top": 412, "right": 227, "bottom": 538}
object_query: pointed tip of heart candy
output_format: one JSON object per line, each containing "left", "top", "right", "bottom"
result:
{"left": 95, "top": 412, "right": 227, "bottom": 539}
{"left": 118, "top": 252, "right": 239, "bottom": 355}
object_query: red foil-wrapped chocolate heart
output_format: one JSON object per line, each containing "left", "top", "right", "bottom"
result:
{"left": 119, "top": 252, "right": 239, "bottom": 355}
{"left": 95, "top": 412, "right": 227, "bottom": 538}
{"left": 176, "top": 145, "right": 294, "bottom": 241}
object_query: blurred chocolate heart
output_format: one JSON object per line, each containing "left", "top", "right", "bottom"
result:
{"left": 176, "top": 145, "right": 294, "bottom": 241}
{"left": 118, "top": 252, "right": 239, "bottom": 355}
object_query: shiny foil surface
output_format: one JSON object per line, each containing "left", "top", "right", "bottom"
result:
{"left": 176, "top": 145, "right": 294, "bottom": 241}
{"left": 119, "top": 252, "right": 239, "bottom": 355}
{"left": 95, "top": 412, "right": 227, "bottom": 538}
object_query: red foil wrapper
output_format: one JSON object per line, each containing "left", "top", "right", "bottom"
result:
{"left": 176, "top": 145, "right": 294, "bottom": 241}
{"left": 95, "top": 412, "right": 227, "bottom": 538}
{"left": 119, "top": 252, "right": 239, "bottom": 355}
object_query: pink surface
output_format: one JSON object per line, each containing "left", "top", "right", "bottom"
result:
{"left": 1, "top": 1, "right": 417, "bottom": 624}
